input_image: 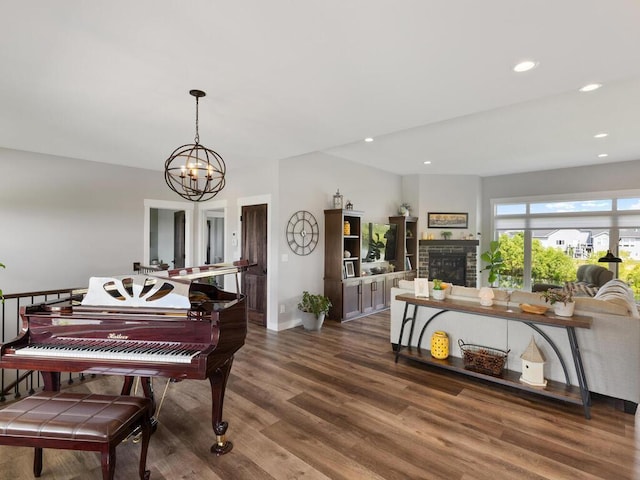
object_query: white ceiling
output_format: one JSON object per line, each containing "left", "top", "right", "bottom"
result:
{"left": 1, "top": 1, "right": 640, "bottom": 177}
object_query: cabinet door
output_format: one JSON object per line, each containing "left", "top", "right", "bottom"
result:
{"left": 371, "top": 277, "right": 385, "bottom": 311}
{"left": 361, "top": 279, "right": 374, "bottom": 314}
{"left": 342, "top": 280, "right": 361, "bottom": 320}
{"left": 385, "top": 273, "right": 403, "bottom": 307}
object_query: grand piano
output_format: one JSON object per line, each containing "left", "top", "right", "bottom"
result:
{"left": 0, "top": 262, "right": 248, "bottom": 455}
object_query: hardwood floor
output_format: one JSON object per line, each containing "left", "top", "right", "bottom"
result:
{"left": 1, "top": 310, "right": 638, "bottom": 479}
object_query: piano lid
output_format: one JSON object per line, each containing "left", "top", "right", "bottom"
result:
{"left": 155, "top": 263, "right": 242, "bottom": 281}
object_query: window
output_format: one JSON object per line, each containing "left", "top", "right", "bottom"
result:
{"left": 491, "top": 191, "right": 640, "bottom": 298}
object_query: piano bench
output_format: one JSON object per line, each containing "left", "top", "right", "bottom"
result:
{"left": 0, "top": 391, "right": 152, "bottom": 480}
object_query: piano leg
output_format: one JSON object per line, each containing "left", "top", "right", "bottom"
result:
{"left": 209, "top": 356, "right": 234, "bottom": 456}
{"left": 122, "top": 376, "right": 159, "bottom": 432}
{"left": 41, "top": 371, "right": 61, "bottom": 391}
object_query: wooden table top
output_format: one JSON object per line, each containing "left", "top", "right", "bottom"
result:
{"left": 395, "top": 293, "right": 592, "bottom": 329}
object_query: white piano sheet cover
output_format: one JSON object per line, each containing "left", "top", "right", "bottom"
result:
{"left": 81, "top": 275, "right": 192, "bottom": 309}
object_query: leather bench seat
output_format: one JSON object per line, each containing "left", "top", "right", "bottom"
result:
{"left": 0, "top": 391, "right": 152, "bottom": 479}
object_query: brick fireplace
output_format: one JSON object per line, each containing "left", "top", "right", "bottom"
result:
{"left": 418, "top": 240, "right": 480, "bottom": 287}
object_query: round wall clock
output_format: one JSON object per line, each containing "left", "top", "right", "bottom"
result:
{"left": 286, "top": 210, "right": 319, "bottom": 256}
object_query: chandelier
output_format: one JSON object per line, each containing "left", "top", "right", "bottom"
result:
{"left": 164, "top": 89, "right": 226, "bottom": 202}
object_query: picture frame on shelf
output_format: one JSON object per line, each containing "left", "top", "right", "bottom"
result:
{"left": 427, "top": 212, "right": 468, "bottom": 229}
{"left": 345, "top": 261, "right": 355, "bottom": 278}
{"left": 415, "top": 278, "right": 429, "bottom": 298}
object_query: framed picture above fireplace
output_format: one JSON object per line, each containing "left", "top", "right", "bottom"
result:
{"left": 427, "top": 212, "right": 468, "bottom": 229}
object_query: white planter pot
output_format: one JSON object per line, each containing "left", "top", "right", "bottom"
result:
{"left": 432, "top": 289, "right": 446, "bottom": 300}
{"left": 553, "top": 301, "right": 575, "bottom": 317}
{"left": 300, "top": 311, "right": 326, "bottom": 331}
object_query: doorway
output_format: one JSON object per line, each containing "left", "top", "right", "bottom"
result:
{"left": 144, "top": 199, "right": 193, "bottom": 269}
{"left": 242, "top": 203, "right": 268, "bottom": 326}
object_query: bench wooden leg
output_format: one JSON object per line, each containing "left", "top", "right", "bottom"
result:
{"left": 139, "top": 410, "right": 152, "bottom": 480}
{"left": 33, "top": 447, "right": 43, "bottom": 477}
{"left": 101, "top": 445, "right": 117, "bottom": 480}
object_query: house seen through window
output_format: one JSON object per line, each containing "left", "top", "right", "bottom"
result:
{"left": 491, "top": 193, "right": 640, "bottom": 299}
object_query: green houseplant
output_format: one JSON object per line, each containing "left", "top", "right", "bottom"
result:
{"left": 540, "top": 286, "right": 575, "bottom": 317}
{"left": 480, "top": 240, "right": 504, "bottom": 286}
{"left": 431, "top": 279, "right": 447, "bottom": 300}
{"left": 539, "top": 287, "right": 573, "bottom": 305}
{"left": 297, "top": 291, "right": 332, "bottom": 331}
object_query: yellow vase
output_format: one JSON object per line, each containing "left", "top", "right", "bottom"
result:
{"left": 431, "top": 331, "right": 449, "bottom": 359}
{"left": 344, "top": 221, "right": 351, "bottom": 235}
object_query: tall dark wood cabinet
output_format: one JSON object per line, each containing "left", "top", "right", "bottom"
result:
{"left": 389, "top": 215, "right": 418, "bottom": 279}
{"left": 324, "top": 209, "right": 363, "bottom": 321}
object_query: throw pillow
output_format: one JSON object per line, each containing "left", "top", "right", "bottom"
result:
{"left": 593, "top": 279, "right": 640, "bottom": 318}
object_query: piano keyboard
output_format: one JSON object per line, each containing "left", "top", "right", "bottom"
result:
{"left": 14, "top": 338, "right": 203, "bottom": 364}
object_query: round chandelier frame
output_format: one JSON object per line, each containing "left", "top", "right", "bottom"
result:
{"left": 164, "top": 89, "right": 226, "bottom": 202}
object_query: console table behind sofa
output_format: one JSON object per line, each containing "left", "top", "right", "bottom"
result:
{"left": 394, "top": 293, "right": 592, "bottom": 418}
{"left": 390, "top": 282, "right": 640, "bottom": 417}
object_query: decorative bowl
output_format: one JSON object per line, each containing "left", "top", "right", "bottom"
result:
{"left": 519, "top": 303, "right": 548, "bottom": 315}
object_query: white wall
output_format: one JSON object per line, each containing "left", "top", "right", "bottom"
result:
{"left": 417, "top": 175, "right": 482, "bottom": 240}
{"left": 276, "top": 152, "right": 404, "bottom": 329}
{"left": 0, "top": 148, "right": 180, "bottom": 292}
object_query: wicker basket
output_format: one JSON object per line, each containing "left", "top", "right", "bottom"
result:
{"left": 458, "top": 339, "right": 509, "bottom": 377}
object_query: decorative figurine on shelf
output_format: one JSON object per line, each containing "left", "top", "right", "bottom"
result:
{"left": 431, "top": 331, "right": 449, "bottom": 359}
{"left": 333, "top": 189, "right": 343, "bottom": 209}
{"left": 520, "top": 337, "right": 547, "bottom": 387}
{"left": 345, "top": 200, "right": 353, "bottom": 210}
{"left": 478, "top": 287, "right": 495, "bottom": 306}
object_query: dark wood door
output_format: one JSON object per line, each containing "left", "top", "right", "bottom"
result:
{"left": 173, "top": 210, "right": 186, "bottom": 268}
{"left": 242, "top": 204, "right": 268, "bottom": 326}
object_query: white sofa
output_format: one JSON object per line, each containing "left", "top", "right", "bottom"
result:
{"left": 390, "top": 280, "right": 640, "bottom": 411}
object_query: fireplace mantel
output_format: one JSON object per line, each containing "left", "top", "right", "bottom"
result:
{"left": 419, "top": 240, "right": 479, "bottom": 247}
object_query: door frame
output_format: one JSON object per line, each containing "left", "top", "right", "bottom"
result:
{"left": 143, "top": 199, "right": 194, "bottom": 268}
{"left": 238, "top": 194, "right": 276, "bottom": 330}
{"left": 195, "top": 199, "right": 228, "bottom": 289}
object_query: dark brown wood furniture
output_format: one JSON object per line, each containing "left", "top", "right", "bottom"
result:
{"left": 388, "top": 215, "right": 418, "bottom": 276}
{"left": 324, "top": 210, "right": 417, "bottom": 321}
{"left": 394, "top": 293, "right": 593, "bottom": 418}
{"left": 0, "top": 263, "right": 248, "bottom": 455}
{"left": 0, "top": 391, "right": 152, "bottom": 480}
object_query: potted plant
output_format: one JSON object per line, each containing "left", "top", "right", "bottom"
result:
{"left": 540, "top": 286, "right": 575, "bottom": 317}
{"left": 480, "top": 240, "right": 504, "bottom": 286}
{"left": 297, "top": 291, "right": 332, "bottom": 331}
{"left": 431, "top": 279, "right": 447, "bottom": 300}
{"left": 398, "top": 203, "right": 411, "bottom": 216}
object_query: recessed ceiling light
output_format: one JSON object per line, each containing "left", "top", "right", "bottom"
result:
{"left": 598, "top": 153, "right": 608, "bottom": 158}
{"left": 594, "top": 132, "right": 609, "bottom": 138}
{"left": 423, "top": 161, "right": 431, "bottom": 165}
{"left": 513, "top": 60, "right": 538, "bottom": 73}
{"left": 364, "top": 137, "right": 374, "bottom": 142}
{"left": 579, "top": 83, "right": 602, "bottom": 92}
